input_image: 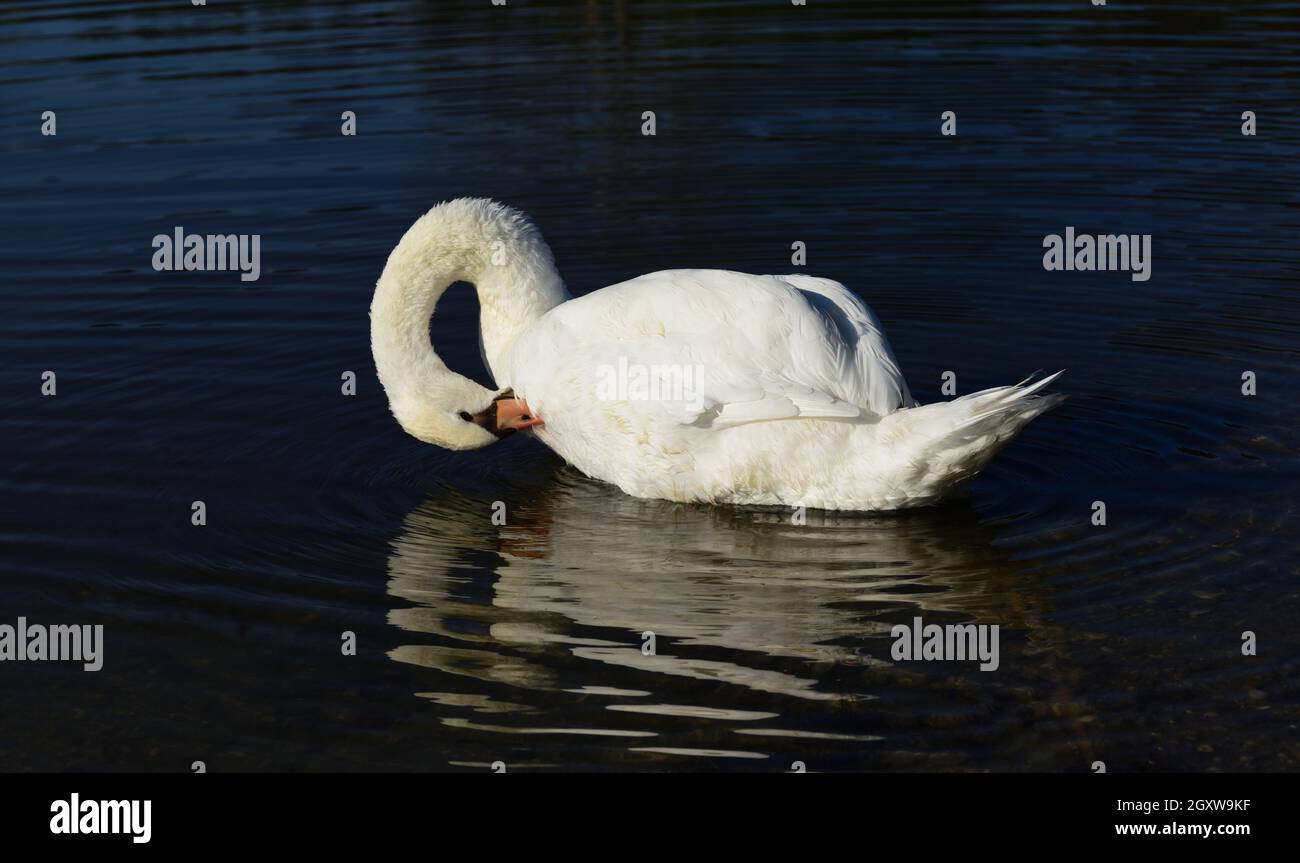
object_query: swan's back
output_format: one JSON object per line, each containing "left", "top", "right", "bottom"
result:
{"left": 523, "top": 268, "right": 912, "bottom": 422}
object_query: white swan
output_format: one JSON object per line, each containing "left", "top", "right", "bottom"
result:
{"left": 371, "top": 198, "right": 1064, "bottom": 511}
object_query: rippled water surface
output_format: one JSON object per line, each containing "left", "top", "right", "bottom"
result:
{"left": 3, "top": 0, "right": 1299, "bottom": 771}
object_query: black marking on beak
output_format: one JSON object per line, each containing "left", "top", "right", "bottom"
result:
{"left": 459, "top": 388, "right": 518, "bottom": 438}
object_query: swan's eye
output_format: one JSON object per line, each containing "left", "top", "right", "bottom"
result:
{"left": 458, "top": 411, "right": 474, "bottom": 422}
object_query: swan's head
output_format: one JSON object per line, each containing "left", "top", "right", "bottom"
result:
{"left": 370, "top": 197, "right": 561, "bottom": 452}
{"left": 388, "top": 380, "right": 541, "bottom": 451}
{"left": 385, "top": 375, "right": 501, "bottom": 451}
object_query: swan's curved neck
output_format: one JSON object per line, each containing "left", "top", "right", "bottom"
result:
{"left": 370, "top": 199, "right": 569, "bottom": 448}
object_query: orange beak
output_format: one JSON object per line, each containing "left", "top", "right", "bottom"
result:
{"left": 495, "top": 397, "right": 543, "bottom": 431}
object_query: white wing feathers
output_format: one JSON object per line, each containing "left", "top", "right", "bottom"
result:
{"left": 779, "top": 273, "right": 917, "bottom": 413}
{"left": 538, "top": 269, "right": 912, "bottom": 430}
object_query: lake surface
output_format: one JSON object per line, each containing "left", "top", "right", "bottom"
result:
{"left": 2, "top": 0, "right": 1298, "bottom": 772}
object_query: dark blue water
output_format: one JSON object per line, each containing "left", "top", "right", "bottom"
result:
{"left": 2, "top": 0, "right": 1298, "bottom": 771}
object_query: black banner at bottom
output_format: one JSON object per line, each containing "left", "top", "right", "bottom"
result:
{"left": 2, "top": 773, "right": 1277, "bottom": 850}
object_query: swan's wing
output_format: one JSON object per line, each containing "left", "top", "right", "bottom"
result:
{"left": 517, "top": 269, "right": 911, "bottom": 430}
{"left": 681, "top": 370, "right": 865, "bottom": 428}
{"left": 777, "top": 273, "right": 917, "bottom": 410}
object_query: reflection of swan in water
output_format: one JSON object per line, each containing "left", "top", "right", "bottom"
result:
{"left": 385, "top": 469, "right": 1056, "bottom": 704}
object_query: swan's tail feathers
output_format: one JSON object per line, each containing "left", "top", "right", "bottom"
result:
{"left": 882, "top": 371, "right": 1066, "bottom": 505}
{"left": 951, "top": 369, "right": 1067, "bottom": 433}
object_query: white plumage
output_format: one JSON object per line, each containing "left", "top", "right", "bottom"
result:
{"left": 371, "top": 198, "right": 1064, "bottom": 511}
